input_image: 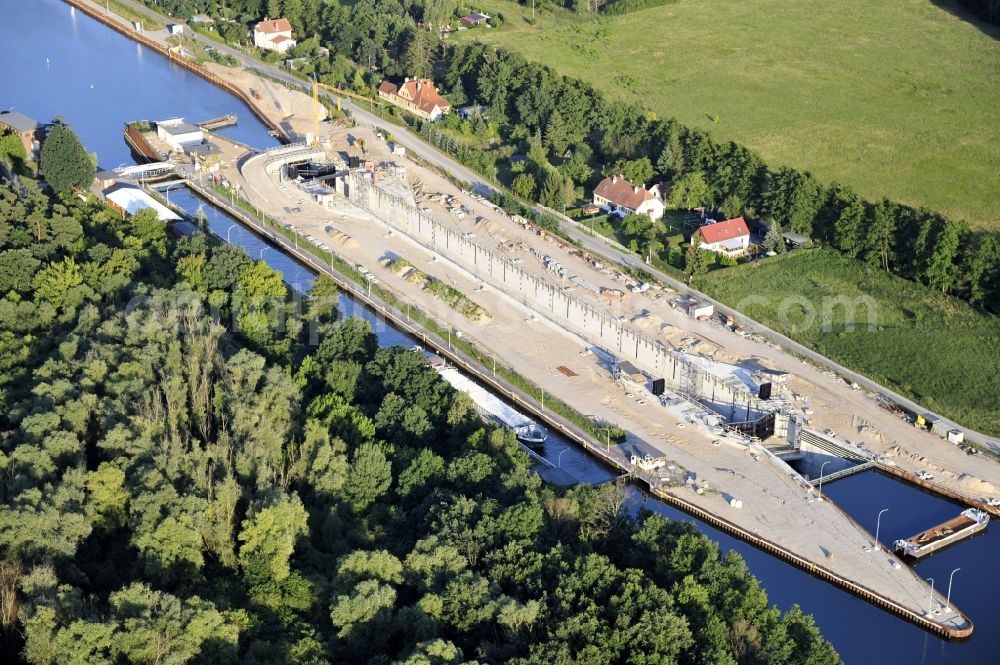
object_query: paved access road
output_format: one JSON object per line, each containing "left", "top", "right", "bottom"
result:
{"left": 103, "top": 0, "right": 999, "bottom": 452}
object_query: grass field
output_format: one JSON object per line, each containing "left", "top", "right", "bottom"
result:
{"left": 461, "top": 0, "right": 1000, "bottom": 229}
{"left": 696, "top": 249, "right": 1000, "bottom": 435}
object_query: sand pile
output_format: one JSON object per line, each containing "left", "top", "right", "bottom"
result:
{"left": 329, "top": 231, "right": 359, "bottom": 249}
{"left": 956, "top": 474, "right": 997, "bottom": 494}
{"left": 477, "top": 218, "right": 503, "bottom": 234}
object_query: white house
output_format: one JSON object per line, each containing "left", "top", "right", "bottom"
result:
{"left": 592, "top": 174, "right": 664, "bottom": 221}
{"left": 253, "top": 18, "right": 296, "bottom": 53}
{"left": 693, "top": 216, "right": 751, "bottom": 257}
{"left": 155, "top": 118, "right": 203, "bottom": 151}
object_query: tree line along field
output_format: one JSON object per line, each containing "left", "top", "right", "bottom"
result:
{"left": 462, "top": 0, "right": 1000, "bottom": 230}
{"left": 696, "top": 249, "right": 1000, "bottom": 436}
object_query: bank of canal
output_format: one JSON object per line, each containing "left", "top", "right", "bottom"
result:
{"left": 5, "top": 0, "right": 998, "bottom": 662}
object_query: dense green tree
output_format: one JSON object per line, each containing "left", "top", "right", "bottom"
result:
{"left": 39, "top": 123, "right": 94, "bottom": 193}
{"left": 610, "top": 156, "right": 654, "bottom": 185}
{"left": 511, "top": 173, "right": 537, "bottom": 201}
{"left": 685, "top": 237, "right": 711, "bottom": 277}
{"left": 666, "top": 171, "right": 710, "bottom": 210}
{"left": 345, "top": 442, "right": 392, "bottom": 511}
{"left": 238, "top": 494, "right": 309, "bottom": 583}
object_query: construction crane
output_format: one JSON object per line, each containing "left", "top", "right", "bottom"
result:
{"left": 310, "top": 81, "right": 379, "bottom": 145}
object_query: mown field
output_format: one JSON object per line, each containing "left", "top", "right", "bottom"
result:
{"left": 461, "top": 0, "right": 1000, "bottom": 229}
{"left": 696, "top": 249, "right": 1000, "bottom": 436}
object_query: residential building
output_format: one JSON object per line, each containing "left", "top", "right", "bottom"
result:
{"left": 460, "top": 13, "right": 491, "bottom": 27}
{"left": 253, "top": 18, "right": 296, "bottom": 53}
{"left": 155, "top": 118, "right": 204, "bottom": 151}
{"left": 693, "top": 216, "right": 751, "bottom": 257}
{"left": 0, "top": 111, "right": 44, "bottom": 160}
{"left": 378, "top": 78, "right": 451, "bottom": 121}
{"left": 592, "top": 174, "right": 664, "bottom": 221}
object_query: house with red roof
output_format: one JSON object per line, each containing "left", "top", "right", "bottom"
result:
{"left": 378, "top": 78, "right": 452, "bottom": 121}
{"left": 692, "top": 216, "right": 751, "bottom": 257}
{"left": 253, "top": 18, "right": 296, "bottom": 53}
{"left": 592, "top": 174, "right": 664, "bottom": 221}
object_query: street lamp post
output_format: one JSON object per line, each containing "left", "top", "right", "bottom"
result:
{"left": 872, "top": 508, "right": 889, "bottom": 551}
{"left": 557, "top": 448, "right": 569, "bottom": 468}
{"left": 226, "top": 224, "right": 237, "bottom": 243}
{"left": 946, "top": 568, "right": 961, "bottom": 611}
{"left": 926, "top": 577, "right": 936, "bottom": 616}
{"left": 817, "top": 460, "right": 832, "bottom": 497}
{"left": 491, "top": 354, "right": 496, "bottom": 378}
{"left": 258, "top": 247, "right": 268, "bottom": 260}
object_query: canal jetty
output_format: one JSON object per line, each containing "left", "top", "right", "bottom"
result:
{"left": 895, "top": 509, "right": 989, "bottom": 559}
{"left": 124, "top": 121, "right": 164, "bottom": 163}
{"left": 196, "top": 113, "right": 237, "bottom": 131}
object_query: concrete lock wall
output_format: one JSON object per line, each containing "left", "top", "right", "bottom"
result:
{"left": 347, "top": 175, "right": 766, "bottom": 422}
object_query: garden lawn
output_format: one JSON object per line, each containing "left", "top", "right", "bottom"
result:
{"left": 463, "top": 0, "right": 1000, "bottom": 229}
{"left": 696, "top": 249, "right": 1000, "bottom": 436}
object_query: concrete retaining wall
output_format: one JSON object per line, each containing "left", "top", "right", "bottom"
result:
{"left": 344, "top": 174, "right": 768, "bottom": 422}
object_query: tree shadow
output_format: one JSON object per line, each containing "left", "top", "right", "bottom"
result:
{"left": 928, "top": 1, "right": 1000, "bottom": 40}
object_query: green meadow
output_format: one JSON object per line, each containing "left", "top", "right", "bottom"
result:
{"left": 696, "top": 250, "right": 1000, "bottom": 435}
{"left": 462, "top": 0, "right": 1000, "bottom": 229}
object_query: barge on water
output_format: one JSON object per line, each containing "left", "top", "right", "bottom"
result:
{"left": 894, "top": 508, "right": 989, "bottom": 559}
{"left": 423, "top": 352, "right": 548, "bottom": 448}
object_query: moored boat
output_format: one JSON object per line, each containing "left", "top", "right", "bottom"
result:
{"left": 894, "top": 508, "right": 989, "bottom": 559}
{"left": 514, "top": 421, "right": 548, "bottom": 448}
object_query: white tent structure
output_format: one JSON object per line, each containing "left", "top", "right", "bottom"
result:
{"left": 103, "top": 184, "right": 180, "bottom": 221}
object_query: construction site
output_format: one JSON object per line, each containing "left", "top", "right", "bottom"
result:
{"left": 107, "top": 60, "right": 1000, "bottom": 637}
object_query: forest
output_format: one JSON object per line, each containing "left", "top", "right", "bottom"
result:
{"left": 136, "top": 0, "right": 1000, "bottom": 314}
{"left": 0, "top": 122, "right": 841, "bottom": 663}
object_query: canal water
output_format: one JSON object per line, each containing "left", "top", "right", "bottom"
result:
{"left": 0, "top": 0, "right": 276, "bottom": 168}
{"left": 6, "top": 1, "right": 997, "bottom": 663}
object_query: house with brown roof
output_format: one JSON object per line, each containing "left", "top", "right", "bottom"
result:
{"left": 253, "top": 18, "right": 296, "bottom": 53}
{"left": 592, "top": 174, "right": 664, "bottom": 221}
{"left": 692, "top": 216, "right": 751, "bottom": 257}
{"left": 378, "top": 78, "right": 451, "bottom": 121}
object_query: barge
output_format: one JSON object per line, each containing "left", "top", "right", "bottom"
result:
{"left": 425, "top": 352, "right": 547, "bottom": 448}
{"left": 894, "top": 508, "right": 989, "bottom": 559}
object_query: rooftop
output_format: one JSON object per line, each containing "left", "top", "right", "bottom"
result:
{"left": 697, "top": 216, "right": 750, "bottom": 244}
{"left": 103, "top": 184, "right": 180, "bottom": 221}
{"left": 0, "top": 111, "right": 41, "bottom": 133}
{"left": 254, "top": 18, "right": 292, "bottom": 34}
{"left": 379, "top": 78, "right": 451, "bottom": 116}
{"left": 594, "top": 174, "right": 659, "bottom": 211}
{"left": 157, "top": 118, "right": 202, "bottom": 136}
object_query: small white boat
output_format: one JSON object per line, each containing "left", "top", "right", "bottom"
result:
{"left": 514, "top": 421, "right": 548, "bottom": 448}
